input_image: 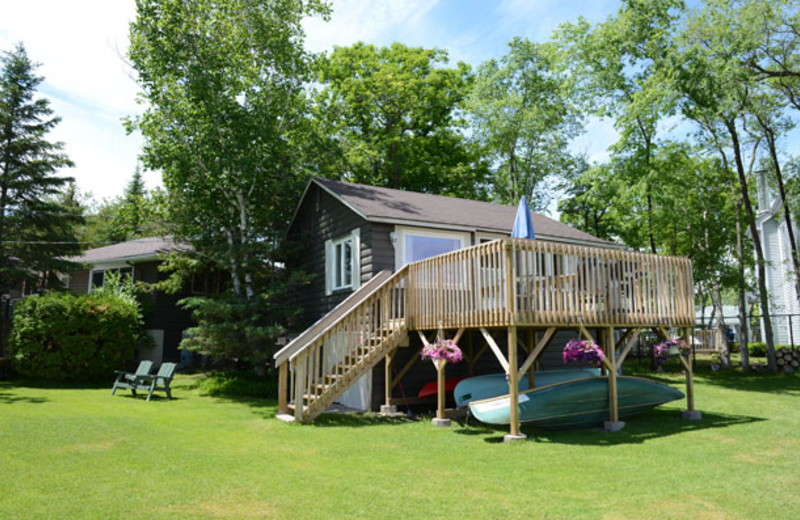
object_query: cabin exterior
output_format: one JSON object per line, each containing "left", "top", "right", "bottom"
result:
{"left": 281, "top": 178, "right": 697, "bottom": 436}
{"left": 67, "top": 237, "right": 197, "bottom": 365}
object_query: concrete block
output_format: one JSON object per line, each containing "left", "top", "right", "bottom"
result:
{"left": 603, "top": 421, "right": 626, "bottom": 432}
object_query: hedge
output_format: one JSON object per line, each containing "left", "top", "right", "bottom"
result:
{"left": 8, "top": 292, "right": 145, "bottom": 381}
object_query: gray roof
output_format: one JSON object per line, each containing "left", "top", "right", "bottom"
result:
{"left": 70, "top": 237, "right": 191, "bottom": 264}
{"left": 312, "top": 177, "right": 615, "bottom": 247}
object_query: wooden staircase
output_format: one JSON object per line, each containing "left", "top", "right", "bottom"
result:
{"left": 274, "top": 267, "right": 409, "bottom": 423}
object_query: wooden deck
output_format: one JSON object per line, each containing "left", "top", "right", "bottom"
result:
{"left": 408, "top": 238, "right": 694, "bottom": 331}
{"left": 275, "top": 238, "right": 697, "bottom": 426}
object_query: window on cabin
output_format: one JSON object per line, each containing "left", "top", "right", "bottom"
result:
{"left": 325, "top": 229, "right": 360, "bottom": 294}
{"left": 403, "top": 234, "right": 462, "bottom": 265}
{"left": 332, "top": 236, "right": 353, "bottom": 290}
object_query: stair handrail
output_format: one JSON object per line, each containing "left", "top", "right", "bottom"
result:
{"left": 287, "top": 265, "right": 409, "bottom": 364}
{"left": 274, "top": 270, "right": 394, "bottom": 367}
{"left": 276, "top": 266, "right": 409, "bottom": 366}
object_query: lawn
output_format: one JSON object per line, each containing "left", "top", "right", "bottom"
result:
{"left": 1, "top": 364, "right": 799, "bottom": 520}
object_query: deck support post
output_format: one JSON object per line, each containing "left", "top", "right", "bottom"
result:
{"left": 527, "top": 330, "right": 535, "bottom": 388}
{"left": 278, "top": 362, "right": 288, "bottom": 414}
{"left": 431, "top": 359, "right": 451, "bottom": 427}
{"left": 681, "top": 326, "right": 701, "bottom": 420}
{"left": 504, "top": 325, "right": 526, "bottom": 442}
{"left": 293, "top": 357, "right": 306, "bottom": 423}
{"left": 604, "top": 327, "right": 625, "bottom": 432}
{"left": 381, "top": 349, "right": 398, "bottom": 415}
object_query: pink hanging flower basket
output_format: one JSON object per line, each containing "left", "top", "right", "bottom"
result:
{"left": 562, "top": 338, "right": 606, "bottom": 366}
{"left": 421, "top": 339, "right": 463, "bottom": 364}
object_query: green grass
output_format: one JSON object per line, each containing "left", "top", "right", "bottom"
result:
{"left": 1, "top": 366, "right": 799, "bottom": 520}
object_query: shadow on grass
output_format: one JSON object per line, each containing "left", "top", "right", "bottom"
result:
{"left": 624, "top": 361, "right": 800, "bottom": 395}
{"left": 309, "top": 412, "right": 416, "bottom": 428}
{"left": 1, "top": 378, "right": 109, "bottom": 390}
{"left": 693, "top": 371, "right": 800, "bottom": 395}
{"left": 0, "top": 389, "right": 48, "bottom": 404}
{"left": 453, "top": 409, "right": 764, "bottom": 445}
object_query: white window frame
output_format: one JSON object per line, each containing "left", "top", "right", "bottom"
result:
{"left": 88, "top": 262, "right": 134, "bottom": 292}
{"left": 394, "top": 226, "right": 470, "bottom": 268}
{"left": 325, "top": 228, "right": 361, "bottom": 295}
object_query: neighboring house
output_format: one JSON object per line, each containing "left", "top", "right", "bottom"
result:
{"left": 695, "top": 304, "right": 751, "bottom": 345}
{"left": 286, "top": 177, "right": 624, "bottom": 411}
{"left": 755, "top": 171, "right": 800, "bottom": 346}
{"left": 67, "top": 237, "right": 196, "bottom": 366}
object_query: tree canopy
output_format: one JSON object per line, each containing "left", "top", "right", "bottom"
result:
{"left": 312, "top": 42, "right": 489, "bottom": 199}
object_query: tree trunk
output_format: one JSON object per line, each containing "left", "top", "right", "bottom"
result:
{"left": 760, "top": 118, "right": 800, "bottom": 311}
{"left": 712, "top": 282, "right": 730, "bottom": 368}
{"left": 736, "top": 200, "right": 750, "bottom": 371}
{"left": 236, "top": 189, "right": 255, "bottom": 301}
{"left": 726, "top": 118, "right": 776, "bottom": 371}
{"left": 225, "top": 228, "right": 243, "bottom": 298}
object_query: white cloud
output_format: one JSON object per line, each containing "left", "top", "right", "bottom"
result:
{"left": 303, "top": 0, "right": 440, "bottom": 52}
{"left": 0, "top": 0, "right": 627, "bottom": 205}
{"left": 0, "top": 0, "right": 145, "bottom": 201}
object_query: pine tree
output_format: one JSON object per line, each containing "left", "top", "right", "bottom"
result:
{"left": 0, "top": 44, "right": 82, "bottom": 294}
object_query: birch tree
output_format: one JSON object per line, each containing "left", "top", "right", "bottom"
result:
{"left": 128, "top": 0, "right": 328, "bottom": 300}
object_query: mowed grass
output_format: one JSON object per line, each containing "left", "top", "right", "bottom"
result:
{"left": 1, "top": 365, "right": 799, "bottom": 520}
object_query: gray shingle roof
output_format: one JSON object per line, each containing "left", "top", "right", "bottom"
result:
{"left": 313, "top": 177, "right": 614, "bottom": 246}
{"left": 70, "top": 237, "right": 191, "bottom": 264}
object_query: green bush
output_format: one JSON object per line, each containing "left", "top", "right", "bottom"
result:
{"left": 8, "top": 292, "right": 146, "bottom": 381}
{"left": 748, "top": 342, "right": 768, "bottom": 357}
{"left": 746, "top": 342, "right": 792, "bottom": 357}
{"left": 199, "top": 371, "right": 277, "bottom": 399}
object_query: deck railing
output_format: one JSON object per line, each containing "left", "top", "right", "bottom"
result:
{"left": 407, "top": 238, "right": 694, "bottom": 330}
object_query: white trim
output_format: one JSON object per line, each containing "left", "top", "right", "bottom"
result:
{"left": 324, "top": 239, "right": 333, "bottom": 296}
{"left": 394, "top": 226, "right": 470, "bottom": 268}
{"left": 351, "top": 227, "right": 361, "bottom": 290}
{"left": 372, "top": 217, "right": 621, "bottom": 249}
{"left": 475, "top": 232, "right": 507, "bottom": 244}
{"left": 325, "top": 228, "right": 361, "bottom": 294}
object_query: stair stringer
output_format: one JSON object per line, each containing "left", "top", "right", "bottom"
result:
{"left": 301, "top": 324, "right": 408, "bottom": 421}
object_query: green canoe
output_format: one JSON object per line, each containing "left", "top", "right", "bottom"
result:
{"left": 468, "top": 376, "right": 685, "bottom": 429}
{"left": 454, "top": 368, "right": 602, "bottom": 408}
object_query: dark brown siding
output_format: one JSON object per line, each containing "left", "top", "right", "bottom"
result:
{"left": 135, "top": 261, "right": 195, "bottom": 363}
{"left": 69, "top": 270, "right": 90, "bottom": 294}
{"left": 368, "top": 223, "right": 395, "bottom": 273}
{"left": 288, "top": 184, "right": 372, "bottom": 329}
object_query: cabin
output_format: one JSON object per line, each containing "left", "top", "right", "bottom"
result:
{"left": 66, "top": 237, "right": 198, "bottom": 366}
{"left": 277, "top": 177, "right": 697, "bottom": 437}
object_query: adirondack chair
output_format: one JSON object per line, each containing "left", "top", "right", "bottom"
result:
{"left": 111, "top": 360, "right": 153, "bottom": 396}
{"left": 138, "top": 362, "right": 177, "bottom": 402}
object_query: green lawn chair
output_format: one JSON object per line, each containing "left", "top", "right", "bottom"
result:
{"left": 111, "top": 360, "right": 153, "bottom": 396}
{"left": 138, "top": 362, "right": 177, "bottom": 402}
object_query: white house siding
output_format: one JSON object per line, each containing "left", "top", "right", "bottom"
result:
{"left": 762, "top": 219, "right": 786, "bottom": 344}
{"left": 778, "top": 221, "right": 800, "bottom": 345}
{"left": 757, "top": 214, "right": 800, "bottom": 346}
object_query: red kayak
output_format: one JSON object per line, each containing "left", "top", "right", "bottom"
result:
{"left": 417, "top": 377, "right": 465, "bottom": 400}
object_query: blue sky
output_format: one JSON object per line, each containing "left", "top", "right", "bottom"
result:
{"left": 0, "top": 0, "right": 622, "bottom": 206}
